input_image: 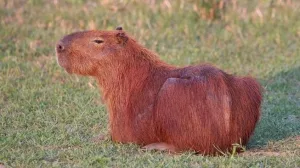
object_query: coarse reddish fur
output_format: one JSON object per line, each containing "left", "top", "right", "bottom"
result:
{"left": 56, "top": 28, "right": 262, "bottom": 155}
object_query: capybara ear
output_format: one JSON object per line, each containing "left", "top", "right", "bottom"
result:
{"left": 116, "top": 26, "right": 123, "bottom": 30}
{"left": 116, "top": 32, "right": 128, "bottom": 45}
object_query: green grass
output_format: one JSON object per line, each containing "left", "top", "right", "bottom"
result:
{"left": 1, "top": 0, "right": 300, "bottom": 167}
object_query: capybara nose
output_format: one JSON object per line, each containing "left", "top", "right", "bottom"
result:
{"left": 56, "top": 42, "right": 65, "bottom": 53}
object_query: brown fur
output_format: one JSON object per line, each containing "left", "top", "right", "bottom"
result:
{"left": 56, "top": 28, "right": 262, "bottom": 155}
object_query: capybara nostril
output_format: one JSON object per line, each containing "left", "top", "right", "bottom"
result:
{"left": 56, "top": 42, "right": 65, "bottom": 52}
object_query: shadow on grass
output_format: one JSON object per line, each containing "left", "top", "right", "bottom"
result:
{"left": 247, "top": 66, "right": 300, "bottom": 148}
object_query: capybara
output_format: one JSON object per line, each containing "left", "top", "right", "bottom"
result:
{"left": 56, "top": 27, "right": 262, "bottom": 155}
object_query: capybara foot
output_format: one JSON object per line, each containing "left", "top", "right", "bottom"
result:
{"left": 142, "top": 142, "right": 176, "bottom": 153}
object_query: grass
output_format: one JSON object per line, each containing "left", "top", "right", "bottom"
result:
{"left": 0, "top": 0, "right": 300, "bottom": 167}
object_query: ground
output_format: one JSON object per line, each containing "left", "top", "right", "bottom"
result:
{"left": 0, "top": 0, "right": 300, "bottom": 167}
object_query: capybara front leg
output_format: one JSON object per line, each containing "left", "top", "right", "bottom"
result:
{"left": 142, "top": 142, "right": 176, "bottom": 153}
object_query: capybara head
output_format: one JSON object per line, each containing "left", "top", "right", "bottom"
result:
{"left": 56, "top": 27, "right": 128, "bottom": 75}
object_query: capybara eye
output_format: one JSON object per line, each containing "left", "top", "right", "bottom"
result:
{"left": 93, "top": 39, "right": 104, "bottom": 44}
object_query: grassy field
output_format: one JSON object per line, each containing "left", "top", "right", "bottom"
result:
{"left": 1, "top": 0, "right": 300, "bottom": 167}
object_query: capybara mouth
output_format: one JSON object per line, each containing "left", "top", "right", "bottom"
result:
{"left": 56, "top": 54, "right": 66, "bottom": 67}
{"left": 56, "top": 53, "right": 72, "bottom": 74}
